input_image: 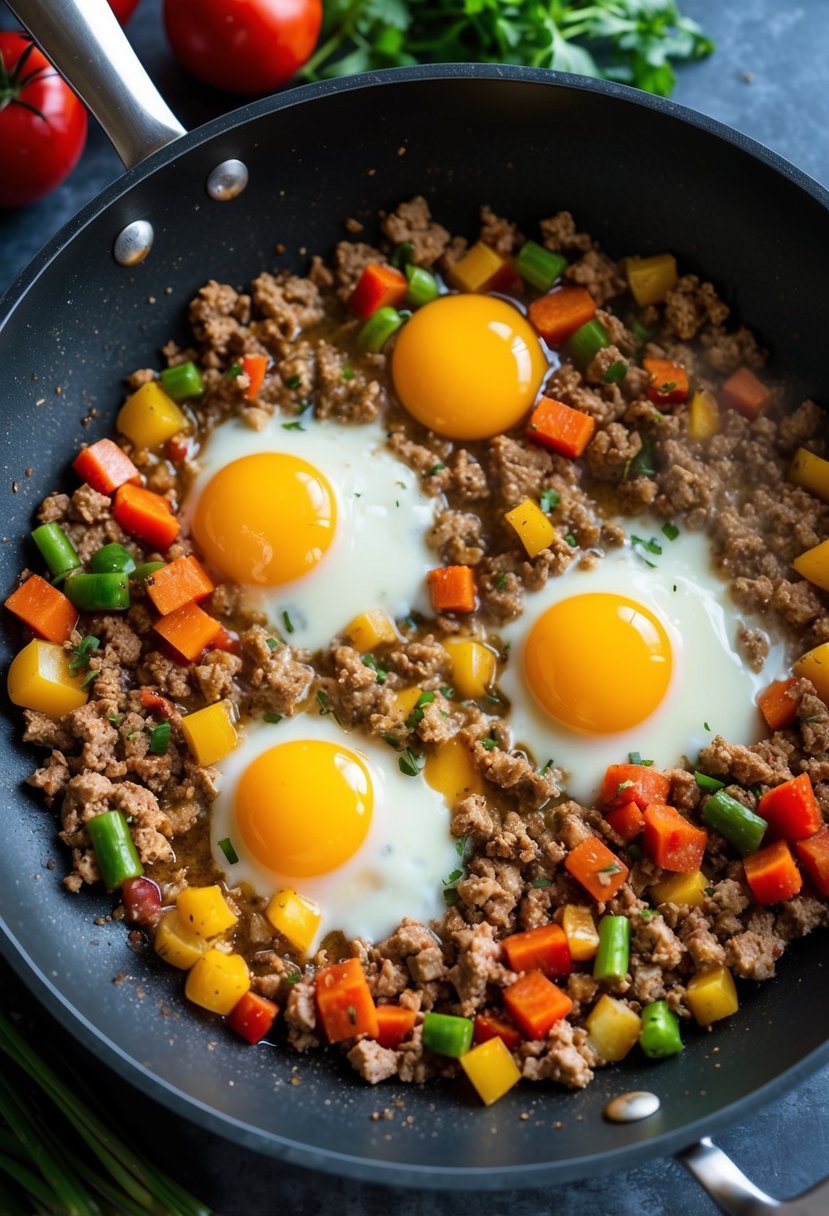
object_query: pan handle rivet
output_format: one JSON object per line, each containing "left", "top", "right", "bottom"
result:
{"left": 207, "top": 159, "right": 249, "bottom": 201}
{"left": 604, "top": 1091, "right": 660, "bottom": 1124}
{"left": 113, "top": 220, "right": 155, "bottom": 267}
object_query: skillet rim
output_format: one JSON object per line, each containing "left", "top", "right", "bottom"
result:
{"left": 2, "top": 62, "right": 829, "bottom": 1189}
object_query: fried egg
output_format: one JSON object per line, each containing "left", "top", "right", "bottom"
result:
{"left": 392, "top": 294, "right": 547, "bottom": 440}
{"left": 184, "top": 414, "right": 436, "bottom": 651}
{"left": 210, "top": 711, "right": 458, "bottom": 948}
{"left": 498, "top": 521, "right": 789, "bottom": 804}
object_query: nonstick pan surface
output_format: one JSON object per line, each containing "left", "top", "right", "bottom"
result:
{"left": 2, "top": 60, "right": 829, "bottom": 1189}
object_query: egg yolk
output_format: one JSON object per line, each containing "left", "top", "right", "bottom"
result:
{"left": 524, "top": 593, "right": 673, "bottom": 734}
{"left": 391, "top": 294, "right": 547, "bottom": 440}
{"left": 192, "top": 452, "right": 336, "bottom": 586}
{"left": 234, "top": 739, "right": 372, "bottom": 877}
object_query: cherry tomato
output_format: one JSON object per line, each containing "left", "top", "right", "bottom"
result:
{"left": 0, "top": 33, "right": 88, "bottom": 209}
{"left": 162, "top": 0, "right": 322, "bottom": 95}
{"left": 108, "top": 0, "right": 142, "bottom": 22}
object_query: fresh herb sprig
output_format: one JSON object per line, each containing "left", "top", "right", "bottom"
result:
{"left": 301, "top": 0, "right": 713, "bottom": 98}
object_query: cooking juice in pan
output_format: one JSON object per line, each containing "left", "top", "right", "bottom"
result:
{"left": 6, "top": 199, "right": 829, "bottom": 1104}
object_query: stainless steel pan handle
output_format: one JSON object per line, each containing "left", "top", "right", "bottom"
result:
{"left": 5, "top": 0, "right": 185, "bottom": 167}
{"left": 681, "top": 1139, "right": 829, "bottom": 1214}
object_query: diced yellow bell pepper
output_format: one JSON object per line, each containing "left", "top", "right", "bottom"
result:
{"left": 181, "top": 699, "right": 237, "bottom": 766}
{"left": 7, "top": 639, "right": 88, "bottom": 717}
{"left": 266, "top": 888, "right": 321, "bottom": 954}
{"left": 625, "top": 253, "right": 678, "bottom": 306}
{"left": 460, "top": 1036, "right": 522, "bottom": 1106}
{"left": 443, "top": 637, "right": 497, "bottom": 700}
{"left": 504, "top": 498, "right": 556, "bottom": 559}
{"left": 391, "top": 686, "right": 424, "bottom": 720}
{"left": 794, "top": 642, "right": 829, "bottom": 704}
{"left": 154, "top": 910, "right": 211, "bottom": 970}
{"left": 789, "top": 447, "right": 829, "bottom": 502}
{"left": 185, "top": 947, "right": 250, "bottom": 1015}
{"left": 424, "top": 736, "right": 485, "bottom": 807}
{"left": 651, "top": 869, "right": 708, "bottom": 909}
{"left": 688, "top": 388, "right": 721, "bottom": 440}
{"left": 793, "top": 538, "right": 829, "bottom": 593}
{"left": 344, "top": 609, "right": 398, "bottom": 653}
{"left": 586, "top": 994, "right": 642, "bottom": 1062}
{"left": 176, "top": 884, "right": 237, "bottom": 939}
{"left": 447, "top": 241, "right": 507, "bottom": 293}
{"left": 557, "top": 904, "right": 600, "bottom": 962}
{"left": 686, "top": 966, "right": 739, "bottom": 1026}
{"left": 117, "top": 380, "right": 189, "bottom": 450}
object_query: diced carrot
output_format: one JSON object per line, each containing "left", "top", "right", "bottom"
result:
{"left": 756, "top": 773, "right": 822, "bottom": 840}
{"left": 473, "top": 1012, "right": 522, "bottom": 1052}
{"left": 227, "top": 991, "right": 278, "bottom": 1045}
{"left": 526, "top": 396, "right": 595, "bottom": 460}
{"left": 427, "top": 565, "right": 476, "bottom": 614}
{"left": 5, "top": 574, "right": 78, "bottom": 644}
{"left": 642, "top": 802, "right": 708, "bottom": 873}
{"left": 604, "top": 800, "right": 645, "bottom": 843}
{"left": 528, "top": 286, "right": 596, "bottom": 346}
{"left": 146, "top": 555, "right": 214, "bottom": 616}
{"left": 501, "top": 924, "right": 571, "bottom": 978}
{"left": 374, "top": 1004, "right": 417, "bottom": 1050}
{"left": 349, "top": 262, "right": 408, "bottom": 319}
{"left": 721, "top": 366, "right": 771, "bottom": 419}
{"left": 642, "top": 357, "right": 689, "bottom": 405}
{"left": 72, "top": 438, "right": 141, "bottom": 496}
{"left": 743, "top": 839, "right": 802, "bottom": 905}
{"left": 112, "top": 483, "right": 180, "bottom": 551}
{"left": 795, "top": 827, "right": 829, "bottom": 897}
{"left": 140, "top": 688, "right": 175, "bottom": 719}
{"left": 315, "top": 957, "right": 379, "bottom": 1043}
{"left": 758, "top": 677, "right": 799, "bottom": 732}
{"left": 154, "top": 601, "right": 222, "bottom": 662}
{"left": 242, "top": 354, "right": 268, "bottom": 402}
{"left": 564, "top": 836, "right": 629, "bottom": 902}
{"left": 502, "top": 970, "right": 573, "bottom": 1040}
{"left": 600, "top": 763, "right": 671, "bottom": 811}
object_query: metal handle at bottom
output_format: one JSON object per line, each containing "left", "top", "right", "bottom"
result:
{"left": 680, "top": 1138, "right": 829, "bottom": 1215}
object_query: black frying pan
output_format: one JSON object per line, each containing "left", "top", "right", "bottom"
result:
{"left": 2, "top": 2, "right": 829, "bottom": 1209}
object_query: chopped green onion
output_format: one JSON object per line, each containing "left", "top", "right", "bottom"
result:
{"left": 593, "top": 915, "right": 630, "bottom": 981}
{"left": 65, "top": 572, "right": 130, "bottom": 612}
{"left": 357, "top": 306, "right": 405, "bottom": 353}
{"left": 427, "top": 462, "right": 446, "bottom": 476}
{"left": 628, "top": 751, "right": 653, "bottom": 766}
{"left": 565, "top": 533, "right": 577, "bottom": 547}
{"left": 567, "top": 318, "right": 610, "bottom": 369}
{"left": 282, "top": 610, "right": 294, "bottom": 634}
{"left": 390, "top": 240, "right": 414, "bottom": 269}
{"left": 539, "top": 488, "right": 559, "bottom": 513}
{"left": 264, "top": 712, "right": 283, "bottom": 724}
{"left": 90, "top": 542, "right": 136, "bottom": 575}
{"left": 404, "top": 263, "right": 439, "bottom": 308}
{"left": 285, "top": 373, "right": 302, "bottom": 390}
{"left": 149, "top": 721, "right": 171, "bottom": 755}
{"left": 341, "top": 365, "right": 355, "bottom": 381}
{"left": 531, "top": 877, "right": 552, "bottom": 889}
{"left": 130, "top": 560, "right": 166, "bottom": 583}
{"left": 86, "top": 811, "right": 143, "bottom": 890}
{"left": 702, "top": 790, "right": 767, "bottom": 856}
{"left": 695, "top": 771, "right": 725, "bottom": 793}
{"left": 362, "top": 653, "right": 387, "bottom": 684}
{"left": 639, "top": 1000, "right": 683, "bottom": 1058}
{"left": 604, "top": 359, "right": 628, "bottom": 384}
{"left": 226, "top": 360, "right": 243, "bottom": 379}
{"left": 398, "top": 747, "right": 424, "bottom": 777}
{"left": 662, "top": 521, "right": 680, "bottom": 541}
{"left": 159, "top": 361, "right": 204, "bottom": 401}
{"left": 218, "top": 837, "right": 239, "bottom": 864}
{"left": 514, "top": 240, "right": 567, "bottom": 292}
{"left": 632, "top": 534, "right": 662, "bottom": 557}
{"left": 30, "top": 522, "right": 81, "bottom": 583}
{"left": 421, "top": 1011, "right": 473, "bottom": 1057}
{"left": 69, "top": 635, "right": 100, "bottom": 675}
{"left": 405, "top": 690, "right": 436, "bottom": 730}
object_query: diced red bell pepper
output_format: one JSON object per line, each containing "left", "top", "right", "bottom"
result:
{"left": 121, "top": 876, "right": 163, "bottom": 927}
{"left": 349, "top": 263, "right": 408, "bottom": 319}
{"left": 473, "top": 1012, "right": 522, "bottom": 1051}
{"left": 743, "top": 839, "right": 802, "bottom": 905}
{"left": 374, "top": 1004, "right": 417, "bottom": 1049}
{"left": 501, "top": 923, "right": 571, "bottom": 978}
{"left": 604, "top": 800, "right": 646, "bottom": 843}
{"left": 73, "top": 438, "right": 141, "bottom": 495}
{"left": 795, "top": 827, "right": 829, "bottom": 897}
{"left": 757, "top": 773, "right": 823, "bottom": 841}
{"left": 643, "top": 357, "right": 689, "bottom": 405}
{"left": 721, "top": 366, "right": 771, "bottom": 419}
{"left": 600, "top": 763, "right": 671, "bottom": 811}
{"left": 227, "top": 991, "right": 279, "bottom": 1045}
{"left": 140, "top": 688, "right": 176, "bottom": 719}
{"left": 112, "top": 483, "right": 180, "bottom": 551}
{"left": 642, "top": 802, "right": 708, "bottom": 873}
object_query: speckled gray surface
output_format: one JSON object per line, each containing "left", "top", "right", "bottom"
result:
{"left": 2, "top": 2, "right": 829, "bottom": 1213}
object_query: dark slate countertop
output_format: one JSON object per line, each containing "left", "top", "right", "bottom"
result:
{"left": 2, "top": 2, "right": 829, "bottom": 1213}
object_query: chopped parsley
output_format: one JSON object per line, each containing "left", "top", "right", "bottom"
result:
{"left": 108, "top": 714, "right": 124, "bottom": 727}
{"left": 603, "top": 359, "right": 627, "bottom": 384}
{"left": 285, "top": 373, "right": 302, "bottom": 390}
{"left": 281, "top": 420, "right": 306, "bottom": 431}
{"left": 703, "top": 885, "right": 716, "bottom": 897}
{"left": 540, "top": 758, "right": 555, "bottom": 776}
{"left": 347, "top": 1004, "right": 357, "bottom": 1026}
{"left": 539, "top": 488, "right": 559, "bottom": 513}
{"left": 631, "top": 534, "right": 663, "bottom": 556}
{"left": 427, "top": 462, "right": 446, "bottom": 477}
{"left": 148, "top": 721, "right": 171, "bottom": 755}
{"left": 704, "top": 721, "right": 711, "bottom": 732}
{"left": 627, "top": 843, "right": 643, "bottom": 861}
{"left": 362, "top": 653, "right": 387, "bottom": 684}
{"left": 405, "top": 691, "right": 436, "bottom": 730}
{"left": 623, "top": 436, "right": 658, "bottom": 481}
{"left": 455, "top": 835, "right": 468, "bottom": 857}
{"left": 480, "top": 737, "right": 499, "bottom": 751}
{"left": 399, "top": 747, "right": 424, "bottom": 777}
{"left": 341, "top": 365, "right": 355, "bottom": 381}
{"left": 597, "top": 861, "right": 622, "bottom": 876}
{"left": 662, "top": 521, "right": 680, "bottom": 541}
{"left": 316, "top": 689, "right": 341, "bottom": 724}
{"left": 281, "top": 610, "right": 295, "bottom": 634}
{"left": 531, "top": 877, "right": 552, "bottom": 889}
{"left": 266, "top": 637, "right": 280, "bottom": 651}
{"left": 218, "top": 837, "right": 239, "bottom": 865}
{"left": 628, "top": 751, "right": 653, "bottom": 767}
{"left": 439, "top": 686, "right": 455, "bottom": 701}
{"left": 264, "top": 713, "right": 283, "bottom": 725}
{"left": 282, "top": 963, "right": 302, "bottom": 985}
{"left": 631, "top": 318, "right": 657, "bottom": 342}
{"left": 495, "top": 572, "right": 508, "bottom": 591}
{"left": 565, "top": 533, "right": 577, "bottom": 547}
{"left": 226, "top": 360, "right": 243, "bottom": 380}
{"left": 69, "top": 635, "right": 100, "bottom": 675}
{"left": 639, "top": 908, "right": 656, "bottom": 920}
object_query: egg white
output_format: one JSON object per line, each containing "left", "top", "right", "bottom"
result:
{"left": 498, "top": 520, "right": 789, "bottom": 804}
{"left": 210, "top": 711, "right": 459, "bottom": 948}
{"left": 183, "top": 413, "right": 437, "bottom": 652}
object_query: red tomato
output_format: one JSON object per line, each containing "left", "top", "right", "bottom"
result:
{"left": 108, "top": 0, "right": 142, "bottom": 21}
{"left": 163, "top": 0, "right": 322, "bottom": 95}
{"left": 0, "top": 33, "right": 88, "bottom": 209}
